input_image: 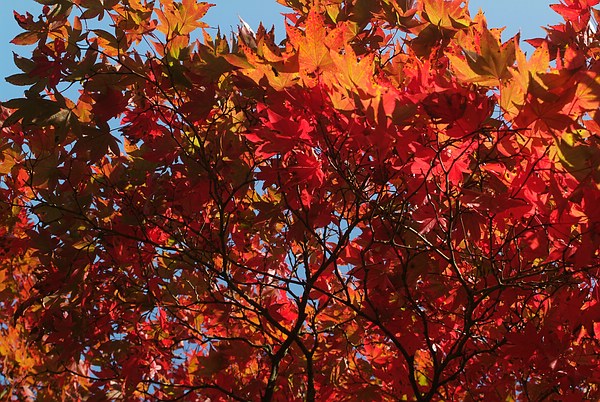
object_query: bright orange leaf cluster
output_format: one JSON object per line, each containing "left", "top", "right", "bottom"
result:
{"left": 1, "top": 0, "right": 599, "bottom": 400}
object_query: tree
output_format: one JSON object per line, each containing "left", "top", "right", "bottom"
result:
{"left": 0, "top": 0, "right": 599, "bottom": 400}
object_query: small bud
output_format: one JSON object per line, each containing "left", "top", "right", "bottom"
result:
{"left": 238, "top": 15, "right": 257, "bottom": 50}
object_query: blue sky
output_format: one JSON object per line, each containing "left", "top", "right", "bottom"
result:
{"left": 0, "top": 1, "right": 560, "bottom": 100}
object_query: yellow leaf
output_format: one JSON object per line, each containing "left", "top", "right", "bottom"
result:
{"left": 449, "top": 23, "right": 518, "bottom": 86}
{"left": 0, "top": 147, "right": 19, "bottom": 175}
{"left": 287, "top": 10, "right": 334, "bottom": 75}
{"left": 422, "top": 0, "right": 470, "bottom": 30}
{"left": 447, "top": 53, "right": 498, "bottom": 86}
{"left": 330, "top": 44, "right": 375, "bottom": 91}
{"left": 156, "top": 0, "right": 212, "bottom": 38}
{"left": 512, "top": 40, "right": 550, "bottom": 91}
{"left": 552, "top": 130, "right": 600, "bottom": 182}
{"left": 572, "top": 70, "right": 600, "bottom": 113}
{"left": 498, "top": 80, "right": 525, "bottom": 117}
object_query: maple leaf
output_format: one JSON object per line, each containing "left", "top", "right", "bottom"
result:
{"left": 286, "top": 9, "right": 342, "bottom": 77}
{"left": 421, "top": 0, "right": 470, "bottom": 31}
{"left": 91, "top": 86, "right": 129, "bottom": 121}
{"left": 156, "top": 0, "right": 213, "bottom": 37}
{"left": 448, "top": 27, "right": 519, "bottom": 86}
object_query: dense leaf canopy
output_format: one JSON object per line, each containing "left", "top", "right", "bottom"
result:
{"left": 1, "top": 0, "right": 599, "bottom": 400}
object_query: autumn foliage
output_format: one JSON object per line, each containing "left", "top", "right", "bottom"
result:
{"left": 1, "top": 0, "right": 600, "bottom": 400}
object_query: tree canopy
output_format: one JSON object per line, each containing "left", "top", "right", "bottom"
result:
{"left": 1, "top": 0, "right": 599, "bottom": 400}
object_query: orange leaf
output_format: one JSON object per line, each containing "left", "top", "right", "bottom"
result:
{"left": 10, "top": 31, "right": 40, "bottom": 46}
{"left": 287, "top": 10, "right": 334, "bottom": 75}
